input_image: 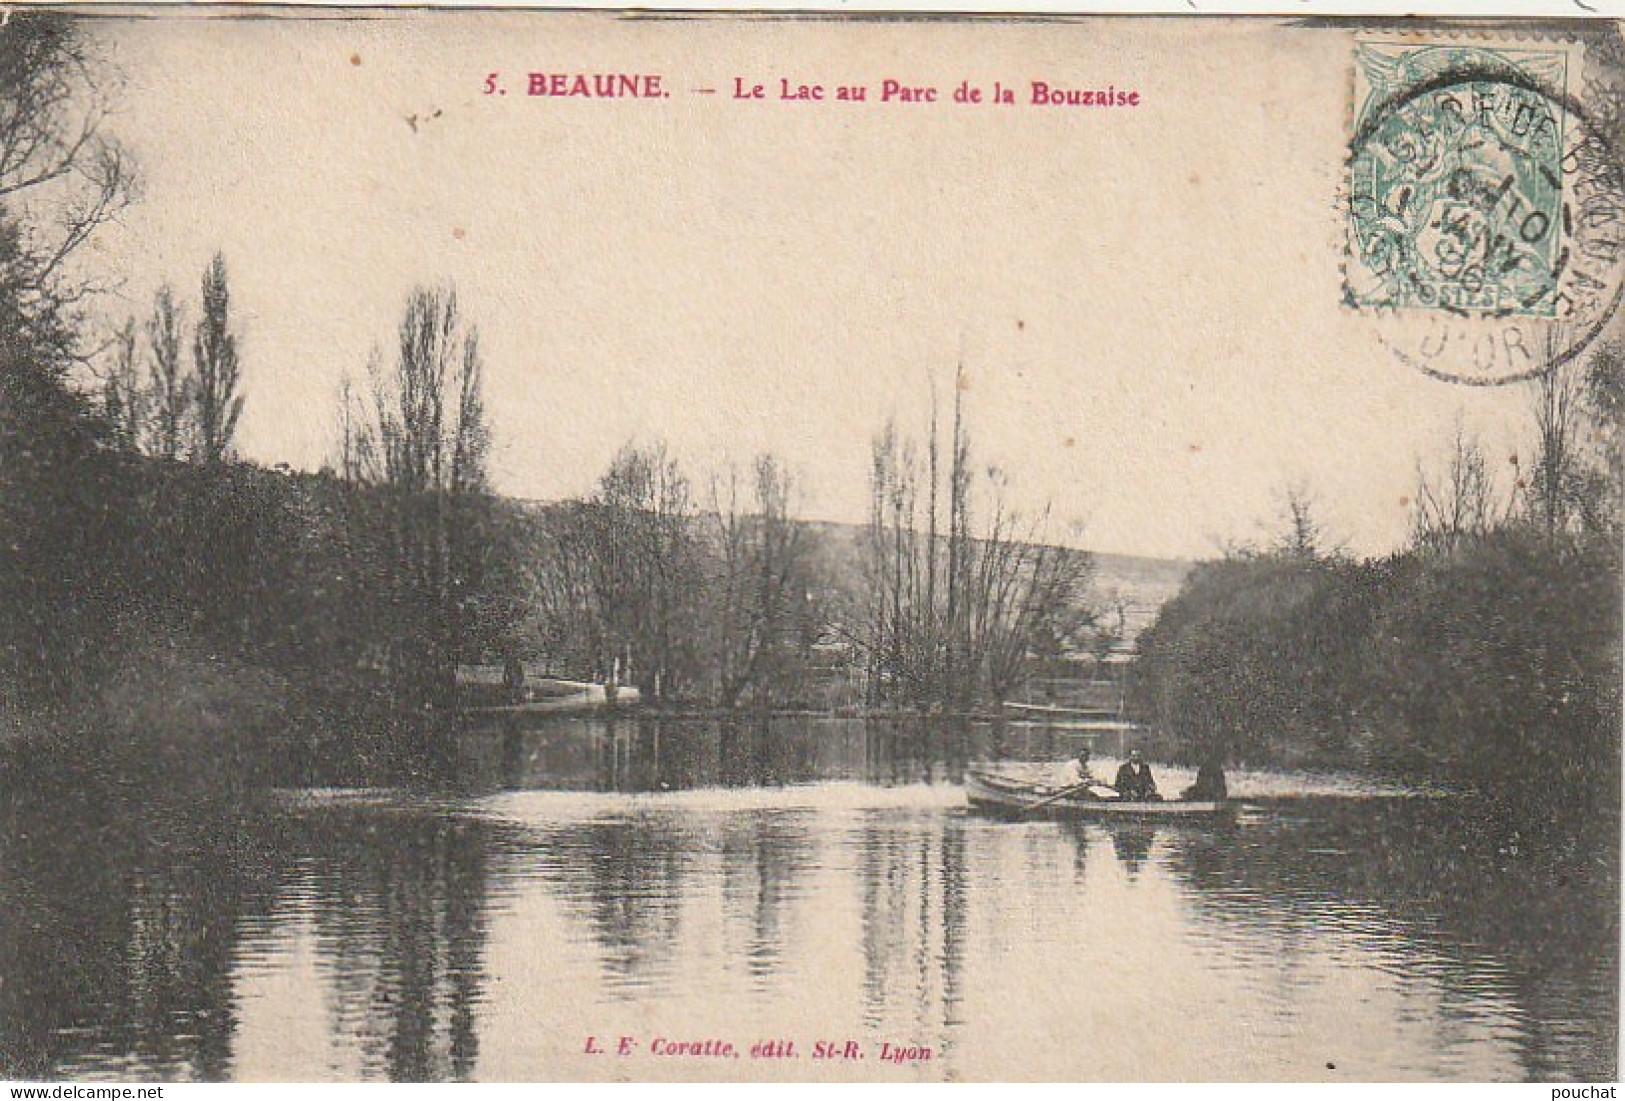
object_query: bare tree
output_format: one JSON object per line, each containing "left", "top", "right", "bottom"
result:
{"left": 334, "top": 363, "right": 373, "bottom": 483}
{"left": 588, "top": 440, "right": 700, "bottom": 697}
{"left": 348, "top": 284, "right": 492, "bottom": 699}
{"left": 859, "top": 371, "right": 1094, "bottom": 711}
{"left": 0, "top": 15, "right": 136, "bottom": 358}
{"left": 709, "top": 462, "right": 754, "bottom": 702}
{"left": 957, "top": 473, "right": 1093, "bottom": 707}
{"left": 945, "top": 369, "right": 973, "bottom": 704}
{"left": 190, "top": 252, "right": 243, "bottom": 465}
{"left": 525, "top": 501, "right": 608, "bottom": 679}
{"left": 1411, "top": 419, "right": 1496, "bottom": 554}
{"left": 97, "top": 314, "right": 143, "bottom": 450}
{"left": 863, "top": 417, "right": 930, "bottom": 704}
{"left": 0, "top": 15, "right": 137, "bottom": 700}
{"left": 144, "top": 283, "right": 188, "bottom": 459}
{"left": 1272, "top": 480, "right": 1336, "bottom": 560}
{"left": 1526, "top": 354, "right": 1586, "bottom": 537}
{"left": 706, "top": 453, "right": 815, "bottom": 708}
{"left": 1577, "top": 341, "right": 1624, "bottom": 540}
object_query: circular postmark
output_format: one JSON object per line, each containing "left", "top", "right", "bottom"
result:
{"left": 1344, "top": 44, "right": 1625, "bottom": 386}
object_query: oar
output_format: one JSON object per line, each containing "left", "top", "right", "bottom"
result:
{"left": 1024, "top": 781, "right": 1112, "bottom": 815}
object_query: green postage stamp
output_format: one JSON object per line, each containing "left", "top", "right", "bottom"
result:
{"left": 1348, "top": 44, "right": 1569, "bottom": 316}
{"left": 1345, "top": 37, "right": 1625, "bottom": 384}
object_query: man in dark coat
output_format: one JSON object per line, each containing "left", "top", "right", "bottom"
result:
{"left": 1114, "top": 749, "right": 1161, "bottom": 801}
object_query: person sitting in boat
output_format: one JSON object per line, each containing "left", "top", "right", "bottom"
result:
{"left": 1114, "top": 749, "right": 1162, "bottom": 802}
{"left": 1055, "top": 746, "right": 1102, "bottom": 794}
{"left": 1181, "top": 758, "right": 1228, "bottom": 802}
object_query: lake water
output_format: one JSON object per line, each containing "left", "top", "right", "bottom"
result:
{"left": 0, "top": 715, "right": 1616, "bottom": 1082}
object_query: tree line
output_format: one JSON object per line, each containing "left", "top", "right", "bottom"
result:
{"left": 98, "top": 255, "right": 243, "bottom": 465}
{"left": 2, "top": 15, "right": 141, "bottom": 703}
{"left": 512, "top": 382, "right": 1097, "bottom": 712}
{"left": 1131, "top": 347, "right": 1623, "bottom": 824}
{"left": 519, "top": 443, "right": 823, "bottom": 707}
{"left": 1, "top": 14, "right": 1096, "bottom": 728}
{"left": 0, "top": 15, "right": 498, "bottom": 717}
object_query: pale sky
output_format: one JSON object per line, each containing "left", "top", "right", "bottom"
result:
{"left": 83, "top": 12, "right": 1566, "bottom": 560}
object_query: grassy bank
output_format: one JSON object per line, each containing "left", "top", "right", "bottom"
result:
{"left": 1, "top": 643, "right": 292, "bottom": 800}
{"left": 0, "top": 636, "right": 466, "bottom": 804}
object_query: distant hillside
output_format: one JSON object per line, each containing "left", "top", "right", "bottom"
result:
{"left": 1090, "top": 551, "right": 1195, "bottom": 641}
{"left": 505, "top": 501, "right": 1193, "bottom": 644}
{"left": 799, "top": 519, "right": 1191, "bottom": 643}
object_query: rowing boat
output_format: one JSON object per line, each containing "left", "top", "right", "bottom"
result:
{"left": 965, "top": 767, "right": 1232, "bottom": 819}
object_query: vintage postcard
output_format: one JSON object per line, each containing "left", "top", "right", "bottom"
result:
{"left": 0, "top": 7, "right": 1620, "bottom": 1085}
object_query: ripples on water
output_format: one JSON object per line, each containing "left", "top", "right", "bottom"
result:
{"left": 0, "top": 715, "right": 1615, "bottom": 1082}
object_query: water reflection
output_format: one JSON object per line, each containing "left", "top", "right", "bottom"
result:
{"left": 1107, "top": 823, "right": 1156, "bottom": 877}
{"left": 717, "top": 811, "right": 815, "bottom": 984}
{"left": 855, "top": 810, "right": 968, "bottom": 1076}
{"left": 0, "top": 793, "right": 277, "bottom": 1080}
{"left": 1167, "top": 799, "right": 1618, "bottom": 1080}
{"left": 459, "top": 712, "right": 988, "bottom": 795}
{"left": 566, "top": 818, "right": 690, "bottom": 996}
{"left": 270, "top": 809, "right": 495, "bottom": 1081}
{"left": 0, "top": 716, "right": 1616, "bottom": 1082}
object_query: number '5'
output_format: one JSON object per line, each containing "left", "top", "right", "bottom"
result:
{"left": 484, "top": 72, "right": 501, "bottom": 95}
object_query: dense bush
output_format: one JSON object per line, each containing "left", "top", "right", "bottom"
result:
{"left": 1132, "top": 532, "right": 1622, "bottom": 822}
{"left": 3, "top": 448, "right": 529, "bottom": 715}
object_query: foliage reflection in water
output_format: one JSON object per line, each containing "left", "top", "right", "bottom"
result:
{"left": 0, "top": 716, "right": 1614, "bottom": 1082}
